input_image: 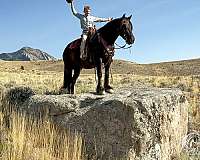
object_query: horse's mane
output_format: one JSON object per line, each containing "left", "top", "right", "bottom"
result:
{"left": 97, "top": 18, "right": 121, "bottom": 34}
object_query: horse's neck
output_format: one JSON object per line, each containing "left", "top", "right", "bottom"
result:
{"left": 98, "top": 20, "right": 120, "bottom": 45}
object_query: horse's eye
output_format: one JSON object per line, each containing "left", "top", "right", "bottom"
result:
{"left": 122, "top": 20, "right": 126, "bottom": 23}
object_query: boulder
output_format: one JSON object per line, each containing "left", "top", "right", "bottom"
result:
{"left": 2, "top": 86, "right": 189, "bottom": 160}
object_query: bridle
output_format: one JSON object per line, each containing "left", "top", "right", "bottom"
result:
{"left": 114, "top": 42, "right": 132, "bottom": 49}
{"left": 115, "top": 20, "right": 133, "bottom": 50}
{"left": 95, "top": 18, "right": 134, "bottom": 58}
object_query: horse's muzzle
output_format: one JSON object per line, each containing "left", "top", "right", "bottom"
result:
{"left": 127, "top": 35, "right": 135, "bottom": 45}
{"left": 131, "top": 35, "right": 135, "bottom": 44}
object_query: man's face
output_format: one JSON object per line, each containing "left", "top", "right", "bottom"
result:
{"left": 84, "top": 8, "right": 91, "bottom": 16}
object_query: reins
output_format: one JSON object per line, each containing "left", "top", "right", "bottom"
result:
{"left": 93, "top": 26, "right": 133, "bottom": 85}
{"left": 114, "top": 42, "right": 132, "bottom": 49}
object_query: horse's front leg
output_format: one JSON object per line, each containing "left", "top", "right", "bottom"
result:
{"left": 104, "top": 63, "right": 114, "bottom": 93}
{"left": 96, "top": 58, "right": 105, "bottom": 95}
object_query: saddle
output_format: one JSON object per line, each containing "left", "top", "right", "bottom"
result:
{"left": 69, "top": 27, "right": 96, "bottom": 62}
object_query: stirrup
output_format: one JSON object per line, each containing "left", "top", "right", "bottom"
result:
{"left": 80, "top": 54, "right": 87, "bottom": 60}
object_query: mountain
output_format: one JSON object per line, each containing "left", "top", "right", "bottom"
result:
{"left": 0, "top": 47, "right": 56, "bottom": 61}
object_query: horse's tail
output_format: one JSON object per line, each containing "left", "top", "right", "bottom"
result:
{"left": 62, "top": 38, "right": 82, "bottom": 89}
{"left": 63, "top": 45, "right": 70, "bottom": 62}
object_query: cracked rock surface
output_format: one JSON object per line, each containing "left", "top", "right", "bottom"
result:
{"left": 2, "top": 86, "right": 189, "bottom": 160}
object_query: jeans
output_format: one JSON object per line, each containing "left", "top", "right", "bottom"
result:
{"left": 80, "top": 33, "right": 88, "bottom": 59}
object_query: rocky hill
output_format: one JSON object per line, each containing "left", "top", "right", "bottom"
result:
{"left": 0, "top": 47, "right": 56, "bottom": 61}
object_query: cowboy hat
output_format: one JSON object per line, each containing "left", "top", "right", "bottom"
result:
{"left": 66, "top": 0, "right": 73, "bottom": 3}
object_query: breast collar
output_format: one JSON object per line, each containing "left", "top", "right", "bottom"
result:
{"left": 97, "top": 32, "right": 115, "bottom": 56}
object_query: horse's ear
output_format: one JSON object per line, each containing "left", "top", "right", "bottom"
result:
{"left": 122, "top": 14, "right": 126, "bottom": 18}
{"left": 128, "top": 15, "right": 132, "bottom": 20}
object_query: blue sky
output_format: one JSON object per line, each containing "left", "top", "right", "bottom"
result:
{"left": 0, "top": 0, "right": 200, "bottom": 63}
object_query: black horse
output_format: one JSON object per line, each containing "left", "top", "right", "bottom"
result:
{"left": 62, "top": 14, "right": 135, "bottom": 94}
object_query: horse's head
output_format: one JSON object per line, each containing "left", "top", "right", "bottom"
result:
{"left": 119, "top": 14, "right": 135, "bottom": 45}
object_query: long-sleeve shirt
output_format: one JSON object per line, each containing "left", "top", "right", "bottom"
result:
{"left": 70, "top": 3, "right": 108, "bottom": 33}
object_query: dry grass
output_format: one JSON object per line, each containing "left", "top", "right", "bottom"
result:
{"left": 0, "top": 70, "right": 199, "bottom": 130}
{"left": 0, "top": 110, "right": 83, "bottom": 160}
{"left": 0, "top": 71, "right": 63, "bottom": 94}
{"left": 0, "top": 81, "right": 84, "bottom": 160}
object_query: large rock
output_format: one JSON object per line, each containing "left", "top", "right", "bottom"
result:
{"left": 2, "top": 86, "right": 188, "bottom": 160}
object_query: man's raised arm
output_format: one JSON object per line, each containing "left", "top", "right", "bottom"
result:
{"left": 70, "top": 2, "right": 78, "bottom": 16}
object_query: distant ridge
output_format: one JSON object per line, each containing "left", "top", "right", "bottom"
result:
{"left": 0, "top": 47, "right": 56, "bottom": 61}
{"left": 148, "top": 58, "right": 200, "bottom": 65}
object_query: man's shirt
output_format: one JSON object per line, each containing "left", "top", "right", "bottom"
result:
{"left": 71, "top": 3, "right": 108, "bottom": 33}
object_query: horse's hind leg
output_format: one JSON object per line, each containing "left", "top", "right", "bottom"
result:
{"left": 63, "top": 66, "right": 72, "bottom": 94}
{"left": 71, "top": 68, "right": 81, "bottom": 94}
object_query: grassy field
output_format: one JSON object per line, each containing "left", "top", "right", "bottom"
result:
{"left": 0, "top": 70, "right": 199, "bottom": 130}
{"left": 0, "top": 59, "right": 199, "bottom": 159}
{"left": 0, "top": 111, "right": 83, "bottom": 160}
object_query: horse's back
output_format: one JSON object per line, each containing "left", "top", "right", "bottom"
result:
{"left": 63, "top": 38, "right": 95, "bottom": 69}
{"left": 65, "top": 38, "right": 81, "bottom": 52}
{"left": 63, "top": 38, "right": 81, "bottom": 67}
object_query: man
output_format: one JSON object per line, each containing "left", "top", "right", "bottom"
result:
{"left": 70, "top": 1, "right": 112, "bottom": 60}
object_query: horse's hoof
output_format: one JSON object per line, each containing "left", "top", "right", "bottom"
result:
{"left": 60, "top": 88, "right": 70, "bottom": 94}
{"left": 105, "top": 88, "right": 114, "bottom": 94}
{"left": 96, "top": 90, "right": 105, "bottom": 95}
